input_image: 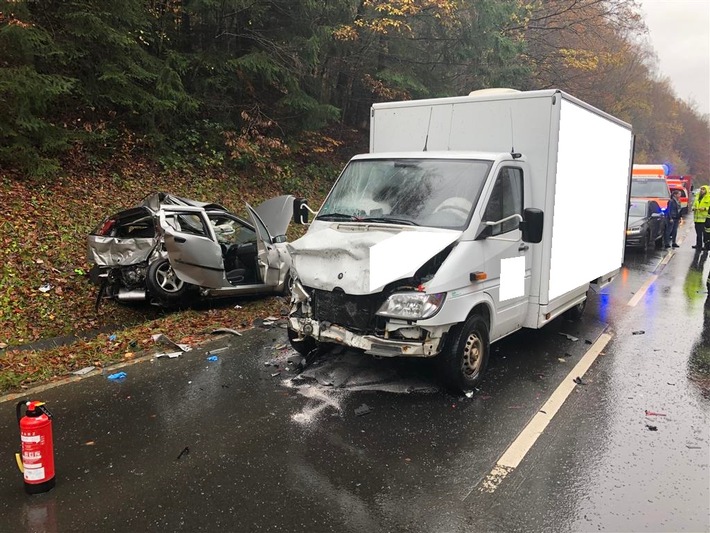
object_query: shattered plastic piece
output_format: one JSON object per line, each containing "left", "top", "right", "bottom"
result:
{"left": 107, "top": 371, "right": 127, "bottom": 381}
{"left": 262, "top": 321, "right": 275, "bottom": 326}
{"left": 632, "top": 330, "right": 645, "bottom": 335}
{"left": 152, "top": 333, "right": 191, "bottom": 351}
{"left": 584, "top": 339, "right": 593, "bottom": 345}
{"left": 71, "top": 366, "right": 96, "bottom": 376}
{"left": 270, "top": 372, "right": 281, "bottom": 377}
{"left": 206, "top": 355, "right": 219, "bottom": 362}
{"left": 211, "top": 328, "right": 242, "bottom": 337}
{"left": 155, "top": 352, "right": 181, "bottom": 359}
{"left": 573, "top": 376, "right": 585, "bottom": 385}
{"left": 645, "top": 410, "right": 666, "bottom": 416}
{"left": 265, "top": 316, "right": 279, "bottom": 321}
{"left": 39, "top": 283, "right": 52, "bottom": 293}
{"left": 557, "top": 358, "right": 567, "bottom": 363}
{"left": 354, "top": 404, "right": 372, "bottom": 416}
{"left": 464, "top": 391, "right": 474, "bottom": 398}
{"left": 559, "top": 332, "right": 579, "bottom": 342}
{"left": 108, "top": 334, "right": 117, "bottom": 341}
{"left": 646, "top": 424, "right": 658, "bottom": 431}
{"left": 234, "top": 304, "right": 243, "bottom": 309}
{"left": 274, "top": 344, "right": 287, "bottom": 350}
{"left": 177, "top": 447, "right": 190, "bottom": 460}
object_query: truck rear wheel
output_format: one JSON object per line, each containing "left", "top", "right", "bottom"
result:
{"left": 438, "top": 314, "right": 490, "bottom": 393}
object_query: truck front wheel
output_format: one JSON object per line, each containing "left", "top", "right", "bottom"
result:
{"left": 287, "top": 327, "right": 317, "bottom": 356}
{"left": 438, "top": 314, "right": 490, "bottom": 393}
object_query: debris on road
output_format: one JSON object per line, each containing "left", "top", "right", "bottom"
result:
{"left": 559, "top": 332, "right": 579, "bottom": 342}
{"left": 584, "top": 339, "right": 593, "bottom": 345}
{"left": 271, "top": 372, "right": 281, "bottom": 377}
{"left": 211, "top": 328, "right": 242, "bottom": 337}
{"left": 155, "top": 352, "right": 181, "bottom": 359}
{"left": 354, "top": 404, "right": 372, "bottom": 416}
{"left": 152, "top": 333, "right": 192, "bottom": 352}
{"left": 573, "top": 376, "right": 585, "bottom": 385}
{"left": 646, "top": 424, "right": 658, "bottom": 431}
{"left": 632, "top": 330, "right": 645, "bottom": 335}
{"left": 206, "top": 355, "right": 219, "bottom": 362}
{"left": 176, "top": 447, "right": 190, "bottom": 460}
{"left": 38, "top": 283, "right": 52, "bottom": 293}
{"left": 71, "top": 366, "right": 96, "bottom": 376}
{"left": 464, "top": 391, "right": 474, "bottom": 398}
{"left": 557, "top": 358, "right": 567, "bottom": 363}
{"left": 645, "top": 410, "right": 667, "bottom": 416}
{"left": 108, "top": 334, "right": 117, "bottom": 341}
{"left": 107, "top": 371, "right": 127, "bottom": 381}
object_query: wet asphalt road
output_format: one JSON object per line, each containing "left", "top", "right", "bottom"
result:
{"left": 1, "top": 222, "right": 708, "bottom": 532}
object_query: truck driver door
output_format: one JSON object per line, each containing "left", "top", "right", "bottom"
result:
{"left": 480, "top": 166, "right": 531, "bottom": 338}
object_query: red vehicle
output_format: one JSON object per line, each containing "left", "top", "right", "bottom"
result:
{"left": 631, "top": 165, "right": 671, "bottom": 211}
{"left": 666, "top": 178, "right": 689, "bottom": 214}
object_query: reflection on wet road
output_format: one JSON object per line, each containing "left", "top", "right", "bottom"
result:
{"left": 0, "top": 226, "right": 707, "bottom": 532}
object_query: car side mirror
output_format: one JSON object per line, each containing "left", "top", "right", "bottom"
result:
{"left": 520, "top": 208, "right": 544, "bottom": 243}
{"left": 293, "top": 197, "right": 309, "bottom": 225}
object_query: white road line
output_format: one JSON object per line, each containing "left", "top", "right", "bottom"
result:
{"left": 476, "top": 332, "right": 612, "bottom": 495}
{"left": 627, "top": 274, "right": 658, "bottom": 307}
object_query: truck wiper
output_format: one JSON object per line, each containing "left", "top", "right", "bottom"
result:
{"left": 359, "top": 216, "right": 419, "bottom": 226}
{"left": 316, "top": 212, "right": 361, "bottom": 221}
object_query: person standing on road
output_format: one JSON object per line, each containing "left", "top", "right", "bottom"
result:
{"left": 691, "top": 185, "right": 710, "bottom": 249}
{"left": 665, "top": 190, "right": 682, "bottom": 248}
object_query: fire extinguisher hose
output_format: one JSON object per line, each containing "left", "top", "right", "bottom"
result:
{"left": 15, "top": 453, "right": 24, "bottom": 473}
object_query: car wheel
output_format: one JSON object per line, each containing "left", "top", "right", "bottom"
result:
{"left": 146, "top": 258, "right": 191, "bottom": 307}
{"left": 437, "top": 313, "right": 490, "bottom": 393}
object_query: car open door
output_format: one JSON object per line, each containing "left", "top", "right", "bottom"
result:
{"left": 246, "top": 203, "right": 282, "bottom": 286}
{"left": 158, "top": 206, "right": 226, "bottom": 288}
{"left": 252, "top": 195, "right": 295, "bottom": 241}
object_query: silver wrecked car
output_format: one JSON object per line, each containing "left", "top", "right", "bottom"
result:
{"left": 88, "top": 192, "right": 307, "bottom": 308}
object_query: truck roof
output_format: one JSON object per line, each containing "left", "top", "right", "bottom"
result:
{"left": 351, "top": 151, "right": 517, "bottom": 162}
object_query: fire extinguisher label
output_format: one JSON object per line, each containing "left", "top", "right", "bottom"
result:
{"left": 21, "top": 435, "right": 41, "bottom": 443}
{"left": 24, "top": 465, "right": 46, "bottom": 481}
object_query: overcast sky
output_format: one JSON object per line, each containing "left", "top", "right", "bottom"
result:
{"left": 638, "top": 0, "right": 710, "bottom": 116}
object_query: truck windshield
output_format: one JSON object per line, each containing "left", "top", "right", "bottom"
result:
{"left": 317, "top": 159, "right": 492, "bottom": 229}
{"left": 631, "top": 178, "right": 668, "bottom": 198}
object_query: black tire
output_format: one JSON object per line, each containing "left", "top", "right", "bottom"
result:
{"left": 437, "top": 314, "right": 490, "bottom": 393}
{"left": 146, "top": 258, "right": 191, "bottom": 307}
{"left": 287, "top": 327, "right": 318, "bottom": 356}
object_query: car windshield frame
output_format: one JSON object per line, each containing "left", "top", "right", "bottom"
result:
{"left": 628, "top": 201, "right": 648, "bottom": 217}
{"left": 316, "top": 158, "right": 493, "bottom": 230}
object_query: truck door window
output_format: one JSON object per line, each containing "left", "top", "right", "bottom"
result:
{"left": 483, "top": 167, "right": 523, "bottom": 236}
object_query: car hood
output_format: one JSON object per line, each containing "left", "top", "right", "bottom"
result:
{"left": 287, "top": 225, "right": 461, "bottom": 294}
{"left": 252, "top": 195, "right": 295, "bottom": 239}
{"left": 627, "top": 215, "right": 646, "bottom": 228}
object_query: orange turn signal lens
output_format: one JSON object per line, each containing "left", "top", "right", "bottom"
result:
{"left": 470, "top": 271, "right": 487, "bottom": 282}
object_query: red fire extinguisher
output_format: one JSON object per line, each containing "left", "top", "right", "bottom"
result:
{"left": 16, "top": 400, "right": 56, "bottom": 494}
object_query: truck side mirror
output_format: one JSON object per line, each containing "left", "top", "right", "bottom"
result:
{"left": 293, "top": 197, "right": 309, "bottom": 225}
{"left": 520, "top": 208, "right": 544, "bottom": 243}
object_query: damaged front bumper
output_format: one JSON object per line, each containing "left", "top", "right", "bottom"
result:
{"left": 287, "top": 316, "right": 446, "bottom": 358}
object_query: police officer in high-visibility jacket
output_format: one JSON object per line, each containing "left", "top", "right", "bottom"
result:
{"left": 692, "top": 185, "right": 710, "bottom": 249}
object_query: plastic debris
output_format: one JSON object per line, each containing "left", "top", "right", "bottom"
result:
{"left": 270, "top": 372, "right": 281, "bottom": 377}
{"left": 354, "top": 404, "right": 372, "bottom": 416}
{"left": 155, "top": 352, "right": 181, "bottom": 359}
{"left": 38, "top": 283, "right": 52, "bottom": 293}
{"left": 646, "top": 424, "right": 658, "bottom": 431}
{"left": 645, "top": 410, "right": 666, "bottom": 416}
{"left": 559, "top": 332, "right": 579, "bottom": 341}
{"left": 464, "top": 391, "right": 474, "bottom": 398}
{"left": 176, "top": 447, "right": 190, "bottom": 460}
{"left": 152, "top": 333, "right": 191, "bottom": 351}
{"left": 108, "top": 334, "right": 117, "bottom": 341}
{"left": 71, "top": 366, "right": 96, "bottom": 376}
{"left": 211, "top": 328, "right": 242, "bottom": 337}
{"left": 0, "top": 342, "right": 7, "bottom": 350}
{"left": 274, "top": 344, "right": 287, "bottom": 350}
{"left": 584, "top": 339, "right": 593, "bottom": 345}
{"left": 107, "top": 371, "right": 127, "bottom": 381}
{"left": 206, "top": 355, "right": 219, "bottom": 362}
{"left": 632, "top": 330, "right": 645, "bottom": 335}
{"left": 573, "top": 376, "right": 585, "bottom": 385}
{"left": 557, "top": 358, "right": 567, "bottom": 363}
{"left": 234, "top": 304, "right": 243, "bottom": 309}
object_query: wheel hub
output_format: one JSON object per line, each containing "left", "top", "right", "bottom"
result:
{"left": 461, "top": 333, "right": 482, "bottom": 377}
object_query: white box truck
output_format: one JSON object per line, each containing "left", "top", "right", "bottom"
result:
{"left": 287, "top": 89, "right": 634, "bottom": 392}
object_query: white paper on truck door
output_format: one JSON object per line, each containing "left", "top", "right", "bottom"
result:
{"left": 500, "top": 256, "right": 525, "bottom": 301}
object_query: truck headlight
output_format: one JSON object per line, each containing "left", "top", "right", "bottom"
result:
{"left": 626, "top": 227, "right": 642, "bottom": 235}
{"left": 377, "top": 292, "right": 445, "bottom": 320}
